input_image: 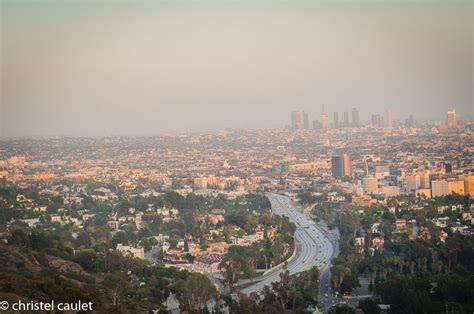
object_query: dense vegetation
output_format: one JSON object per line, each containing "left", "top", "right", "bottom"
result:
{"left": 0, "top": 240, "right": 213, "bottom": 312}
{"left": 318, "top": 194, "right": 474, "bottom": 313}
{"left": 0, "top": 181, "right": 298, "bottom": 312}
{"left": 230, "top": 267, "right": 320, "bottom": 313}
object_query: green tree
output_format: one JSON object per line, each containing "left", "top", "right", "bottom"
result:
{"left": 179, "top": 273, "right": 213, "bottom": 312}
{"left": 358, "top": 298, "right": 381, "bottom": 314}
{"left": 329, "top": 304, "right": 356, "bottom": 314}
{"left": 102, "top": 272, "right": 131, "bottom": 308}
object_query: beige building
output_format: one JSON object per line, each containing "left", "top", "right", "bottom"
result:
{"left": 194, "top": 175, "right": 219, "bottom": 189}
{"left": 446, "top": 109, "right": 457, "bottom": 127}
{"left": 343, "top": 154, "right": 353, "bottom": 177}
{"left": 431, "top": 179, "right": 448, "bottom": 197}
{"left": 416, "top": 188, "right": 432, "bottom": 198}
{"left": 420, "top": 171, "right": 431, "bottom": 189}
{"left": 447, "top": 179, "right": 465, "bottom": 195}
{"left": 116, "top": 244, "right": 145, "bottom": 259}
{"left": 380, "top": 185, "right": 400, "bottom": 196}
{"left": 352, "top": 194, "right": 376, "bottom": 206}
{"left": 464, "top": 175, "right": 474, "bottom": 196}
{"left": 432, "top": 179, "right": 465, "bottom": 197}
{"left": 51, "top": 214, "right": 62, "bottom": 223}
{"left": 363, "top": 176, "right": 378, "bottom": 194}
{"left": 406, "top": 175, "right": 421, "bottom": 192}
{"left": 289, "top": 160, "right": 329, "bottom": 172}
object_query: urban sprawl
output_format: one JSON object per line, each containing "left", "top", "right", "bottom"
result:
{"left": 0, "top": 108, "right": 472, "bottom": 313}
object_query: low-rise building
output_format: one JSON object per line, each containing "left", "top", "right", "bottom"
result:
{"left": 116, "top": 243, "right": 145, "bottom": 259}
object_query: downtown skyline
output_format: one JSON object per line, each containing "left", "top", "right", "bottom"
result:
{"left": 1, "top": 107, "right": 468, "bottom": 139}
{"left": 0, "top": 105, "right": 469, "bottom": 138}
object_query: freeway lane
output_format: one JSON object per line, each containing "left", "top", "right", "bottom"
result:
{"left": 241, "top": 193, "right": 337, "bottom": 297}
{"left": 318, "top": 227, "right": 340, "bottom": 309}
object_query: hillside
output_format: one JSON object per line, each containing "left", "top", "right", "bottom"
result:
{"left": 0, "top": 244, "right": 137, "bottom": 312}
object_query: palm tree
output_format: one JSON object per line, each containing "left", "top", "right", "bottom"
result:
{"left": 444, "top": 240, "right": 460, "bottom": 271}
{"left": 288, "top": 287, "right": 303, "bottom": 311}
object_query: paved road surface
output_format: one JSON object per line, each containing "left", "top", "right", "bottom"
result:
{"left": 241, "top": 193, "right": 338, "bottom": 297}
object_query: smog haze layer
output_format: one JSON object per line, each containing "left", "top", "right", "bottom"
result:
{"left": 1, "top": 0, "right": 472, "bottom": 137}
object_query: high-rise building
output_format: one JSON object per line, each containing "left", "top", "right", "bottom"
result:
{"left": 447, "top": 110, "right": 457, "bottom": 127}
{"left": 431, "top": 179, "right": 465, "bottom": 197}
{"left": 431, "top": 179, "right": 448, "bottom": 197}
{"left": 291, "top": 111, "right": 302, "bottom": 130}
{"left": 303, "top": 111, "right": 309, "bottom": 129}
{"left": 322, "top": 116, "right": 330, "bottom": 130}
{"left": 447, "top": 179, "right": 465, "bottom": 195}
{"left": 342, "top": 111, "right": 349, "bottom": 127}
{"left": 331, "top": 155, "right": 344, "bottom": 177}
{"left": 351, "top": 108, "right": 360, "bottom": 127}
{"left": 409, "top": 114, "right": 415, "bottom": 127}
{"left": 321, "top": 105, "right": 330, "bottom": 130}
{"left": 435, "top": 122, "right": 449, "bottom": 134}
{"left": 371, "top": 114, "right": 377, "bottom": 127}
{"left": 420, "top": 171, "right": 431, "bottom": 189}
{"left": 312, "top": 120, "right": 322, "bottom": 130}
{"left": 333, "top": 112, "right": 339, "bottom": 129}
{"left": 386, "top": 110, "right": 392, "bottom": 128}
{"left": 331, "top": 154, "right": 352, "bottom": 177}
{"left": 406, "top": 175, "right": 421, "bottom": 192}
{"left": 404, "top": 118, "right": 410, "bottom": 128}
{"left": 371, "top": 114, "right": 384, "bottom": 128}
{"left": 363, "top": 176, "right": 378, "bottom": 194}
{"left": 343, "top": 154, "right": 353, "bottom": 176}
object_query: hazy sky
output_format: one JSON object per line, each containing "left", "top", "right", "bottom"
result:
{"left": 1, "top": 0, "right": 472, "bottom": 137}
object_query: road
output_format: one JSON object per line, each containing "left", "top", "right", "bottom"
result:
{"left": 144, "top": 245, "right": 159, "bottom": 262}
{"left": 318, "top": 226, "right": 340, "bottom": 310}
{"left": 241, "top": 193, "right": 338, "bottom": 300}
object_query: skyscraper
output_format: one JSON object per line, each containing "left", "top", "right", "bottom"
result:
{"left": 331, "top": 154, "right": 352, "bottom": 177}
{"left": 343, "top": 154, "right": 352, "bottom": 176}
{"left": 386, "top": 110, "right": 392, "bottom": 128}
{"left": 371, "top": 114, "right": 384, "bottom": 128}
{"left": 312, "top": 120, "right": 322, "bottom": 130}
{"left": 351, "top": 107, "right": 360, "bottom": 127}
{"left": 291, "top": 111, "right": 302, "bottom": 130}
{"left": 409, "top": 114, "right": 415, "bottom": 127}
{"left": 333, "top": 112, "right": 339, "bottom": 128}
{"left": 321, "top": 104, "right": 330, "bottom": 130}
{"left": 303, "top": 111, "right": 309, "bottom": 129}
{"left": 331, "top": 156, "right": 344, "bottom": 177}
{"left": 447, "top": 110, "right": 457, "bottom": 127}
{"left": 343, "top": 112, "right": 349, "bottom": 127}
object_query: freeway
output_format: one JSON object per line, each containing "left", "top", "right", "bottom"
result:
{"left": 318, "top": 226, "right": 340, "bottom": 309}
{"left": 241, "top": 193, "right": 338, "bottom": 298}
